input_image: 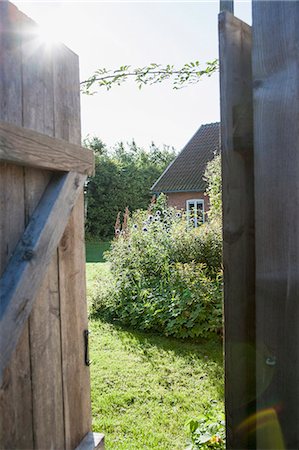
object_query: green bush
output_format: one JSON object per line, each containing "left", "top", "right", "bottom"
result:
{"left": 91, "top": 196, "right": 223, "bottom": 339}
{"left": 84, "top": 137, "right": 176, "bottom": 239}
{"left": 171, "top": 221, "right": 222, "bottom": 278}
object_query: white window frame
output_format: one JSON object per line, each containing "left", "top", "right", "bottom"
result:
{"left": 186, "top": 199, "right": 205, "bottom": 227}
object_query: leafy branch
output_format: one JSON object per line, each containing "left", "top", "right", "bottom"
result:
{"left": 81, "top": 60, "right": 219, "bottom": 94}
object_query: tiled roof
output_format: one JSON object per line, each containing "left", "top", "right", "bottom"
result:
{"left": 151, "top": 122, "right": 220, "bottom": 193}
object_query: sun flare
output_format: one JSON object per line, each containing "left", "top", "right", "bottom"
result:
{"left": 36, "top": 25, "right": 58, "bottom": 47}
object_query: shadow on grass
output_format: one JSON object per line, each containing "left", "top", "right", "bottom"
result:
{"left": 92, "top": 317, "right": 224, "bottom": 399}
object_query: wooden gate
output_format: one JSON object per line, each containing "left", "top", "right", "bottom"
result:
{"left": 0, "top": 2, "right": 102, "bottom": 449}
{"left": 220, "top": 1, "right": 299, "bottom": 449}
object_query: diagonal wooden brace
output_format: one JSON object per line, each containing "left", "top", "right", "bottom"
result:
{"left": 0, "top": 171, "right": 86, "bottom": 384}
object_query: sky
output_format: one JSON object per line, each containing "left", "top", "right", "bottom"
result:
{"left": 14, "top": 0, "right": 251, "bottom": 151}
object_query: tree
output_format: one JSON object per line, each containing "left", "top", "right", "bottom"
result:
{"left": 81, "top": 60, "right": 218, "bottom": 94}
{"left": 84, "top": 137, "right": 176, "bottom": 239}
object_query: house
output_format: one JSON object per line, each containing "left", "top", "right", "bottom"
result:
{"left": 151, "top": 122, "right": 220, "bottom": 225}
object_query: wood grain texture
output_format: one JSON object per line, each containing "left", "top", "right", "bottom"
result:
{"left": 0, "top": 171, "right": 86, "bottom": 384}
{"left": 0, "top": 4, "right": 92, "bottom": 449}
{"left": 253, "top": 2, "right": 299, "bottom": 448}
{"left": 219, "top": 11, "right": 255, "bottom": 450}
{"left": 21, "top": 12, "right": 65, "bottom": 450}
{"left": 0, "top": 120, "right": 94, "bottom": 175}
{"left": 54, "top": 43, "right": 92, "bottom": 450}
{"left": 0, "top": 2, "right": 34, "bottom": 448}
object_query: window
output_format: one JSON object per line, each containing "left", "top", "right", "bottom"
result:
{"left": 186, "top": 199, "right": 205, "bottom": 227}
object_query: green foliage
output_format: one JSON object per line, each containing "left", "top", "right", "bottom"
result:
{"left": 84, "top": 138, "right": 176, "bottom": 239}
{"left": 91, "top": 198, "right": 223, "bottom": 339}
{"left": 204, "top": 154, "right": 222, "bottom": 225}
{"left": 186, "top": 413, "right": 225, "bottom": 450}
{"left": 81, "top": 60, "right": 219, "bottom": 94}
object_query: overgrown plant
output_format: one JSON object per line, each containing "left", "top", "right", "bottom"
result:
{"left": 204, "top": 154, "right": 222, "bottom": 225}
{"left": 186, "top": 413, "right": 225, "bottom": 449}
{"left": 91, "top": 195, "right": 223, "bottom": 339}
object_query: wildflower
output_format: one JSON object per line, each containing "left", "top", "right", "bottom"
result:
{"left": 142, "top": 227, "right": 148, "bottom": 232}
{"left": 147, "top": 214, "right": 154, "bottom": 222}
{"left": 154, "top": 216, "right": 160, "bottom": 222}
{"left": 176, "top": 212, "right": 182, "bottom": 218}
{"left": 156, "top": 210, "right": 161, "bottom": 216}
{"left": 133, "top": 224, "right": 138, "bottom": 230}
{"left": 115, "top": 228, "right": 120, "bottom": 235}
{"left": 114, "top": 212, "right": 121, "bottom": 234}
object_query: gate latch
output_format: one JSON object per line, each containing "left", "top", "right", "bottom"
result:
{"left": 84, "top": 329, "right": 92, "bottom": 366}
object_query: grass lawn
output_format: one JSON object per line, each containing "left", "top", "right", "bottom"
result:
{"left": 86, "top": 240, "right": 111, "bottom": 263}
{"left": 86, "top": 262, "right": 224, "bottom": 450}
{"left": 86, "top": 262, "right": 111, "bottom": 313}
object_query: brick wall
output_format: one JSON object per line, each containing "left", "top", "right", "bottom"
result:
{"left": 166, "top": 191, "right": 210, "bottom": 213}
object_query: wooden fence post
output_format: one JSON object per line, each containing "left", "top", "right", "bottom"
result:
{"left": 219, "top": 10, "right": 255, "bottom": 449}
{"left": 253, "top": 1, "right": 299, "bottom": 448}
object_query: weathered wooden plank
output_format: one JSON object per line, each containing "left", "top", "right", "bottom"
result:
{"left": 75, "top": 432, "right": 105, "bottom": 450}
{"left": 21, "top": 12, "right": 65, "bottom": 450}
{"left": 0, "top": 165, "right": 25, "bottom": 276}
{"left": 0, "top": 164, "right": 34, "bottom": 450}
{"left": 219, "top": 11, "right": 255, "bottom": 450}
{"left": 0, "top": 2, "right": 22, "bottom": 127}
{"left": 0, "top": 120, "right": 94, "bottom": 175}
{"left": 252, "top": 2, "right": 299, "bottom": 448}
{"left": 54, "top": 44, "right": 92, "bottom": 449}
{"left": 0, "top": 171, "right": 86, "bottom": 384}
{"left": 0, "top": 2, "right": 34, "bottom": 448}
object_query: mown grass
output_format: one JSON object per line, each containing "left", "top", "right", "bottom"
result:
{"left": 86, "top": 240, "right": 110, "bottom": 263}
{"left": 86, "top": 262, "right": 111, "bottom": 313}
{"left": 86, "top": 262, "right": 224, "bottom": 450}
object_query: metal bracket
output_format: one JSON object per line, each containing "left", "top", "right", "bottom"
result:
{"left": 84, "top": 329, "right": 92, "bottom": 366}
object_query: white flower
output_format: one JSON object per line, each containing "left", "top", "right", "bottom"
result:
{"left": 156, "top": 210, "right": 161, "bottom": 216}
{"left": 142, "top": 227, "right": 148, "bottom": 232}
{"left": 148, "top": 214, "right": 154, "bottom": 222}
{"left": 115, "top": 229, "right": 120, "bottom": 235}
